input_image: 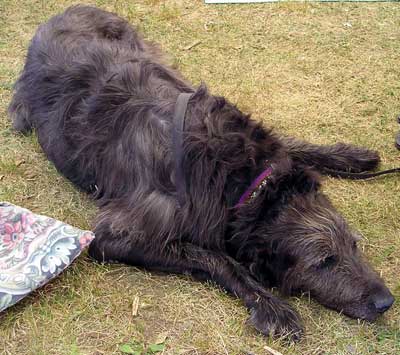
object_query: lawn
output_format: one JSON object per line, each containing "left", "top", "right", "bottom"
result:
{"left": 0, "top": 1, "right": 399, "bottom": 354}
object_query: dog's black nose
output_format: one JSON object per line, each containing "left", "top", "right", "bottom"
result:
{"left": 370, "top": 292, "right": 395, "bottom": 313}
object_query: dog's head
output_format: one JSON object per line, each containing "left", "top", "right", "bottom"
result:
{"left": 256, "top": 192, "right": 394, "bottom": 321}
{"left": 239, "top": 191, "right": 394, "bottom": 321}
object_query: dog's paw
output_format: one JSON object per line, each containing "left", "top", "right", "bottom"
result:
{"left": 349, "top": 147, "right": 380, "bottom": 173}
{"left": 249, "top": 299, "right": 303, "bottom": 342}
{"left": 332, "top": 143, "right": 380, "bottom": 173}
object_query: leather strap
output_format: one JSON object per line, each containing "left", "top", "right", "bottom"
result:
{"left": 323, "top": 167, "right": 400, "bottom": 180}
{"left": 173, "top": 92, "right": 193, "bottom": 207}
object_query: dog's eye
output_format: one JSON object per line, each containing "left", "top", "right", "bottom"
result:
{"left": 318, "top": 255, "right": 337, "bottom": 269}
{"left": 352, "top": 241, "right": 357, "bottom": 250}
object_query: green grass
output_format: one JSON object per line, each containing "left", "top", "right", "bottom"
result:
{"left": 0, "top": 1, "right": 399, "bottom": 354}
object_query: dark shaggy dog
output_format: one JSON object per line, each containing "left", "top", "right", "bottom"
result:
{"left": 9, "top": 5, "right": 394, "bottom": 340}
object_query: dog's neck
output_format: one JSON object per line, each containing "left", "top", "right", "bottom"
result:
{"left": 234, "top": 163, "right": 274, "bottom": 209}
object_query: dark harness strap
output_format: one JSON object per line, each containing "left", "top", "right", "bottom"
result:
{"left": 173, "top": 92, "right": 193, "bottom": 207}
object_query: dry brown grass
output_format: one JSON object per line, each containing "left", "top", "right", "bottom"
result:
{"left": 0, "top": 1, "right": 399, "bottom": 354}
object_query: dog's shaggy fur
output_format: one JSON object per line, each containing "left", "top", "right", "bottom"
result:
{"left": 9, "top": 5, "right": 394, "bottom": 340}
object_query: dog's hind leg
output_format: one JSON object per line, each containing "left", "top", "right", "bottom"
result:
{"left": 8, "top": 93, "right": 33, "bottom": 134}
{"left": 281, "top": 136, "right": 380, "bottom": 174}
{"left": 88, "top": 230, "right": 303, "bottom": 341}
{"left": 8, "top": 70, "right": 35, "bottom": 134}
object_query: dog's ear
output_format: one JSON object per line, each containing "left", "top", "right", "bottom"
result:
{"left": 248, "top": 248, "right": 297, "bottom": 288}
{"left": 269, "top": 166, "right": 321, "bottom": 198}
{"left": 290, "top": 167, "right": 321, "bottom": 195}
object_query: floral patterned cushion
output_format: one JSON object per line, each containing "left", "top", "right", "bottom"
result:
{"left": 0, "top": 202, "right": 94, "bottom": 311}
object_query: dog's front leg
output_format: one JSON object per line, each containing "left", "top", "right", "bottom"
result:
{"left": 89, "top": 234, "right": 303, "bottom": 341}
{"left": 280, "top": 136, "right": 380, "bottom": 174}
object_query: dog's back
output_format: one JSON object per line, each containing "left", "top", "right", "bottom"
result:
{"left": 10, "top": 5, "right": 143, "bottom": 134}
{"left": 9, "top": 5, "right": 190, "bottom": 194}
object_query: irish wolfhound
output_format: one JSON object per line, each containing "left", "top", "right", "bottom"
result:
{"left": 9, "top": 5, "right": 394, "bottom": 340}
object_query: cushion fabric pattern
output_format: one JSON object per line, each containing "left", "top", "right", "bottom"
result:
{"left": 0, "top": 202, "right": 94, "bottom": 311}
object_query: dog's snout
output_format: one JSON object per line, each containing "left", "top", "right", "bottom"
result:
{"left": 369, "top": 290, "right": 394, "bottom": 314}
